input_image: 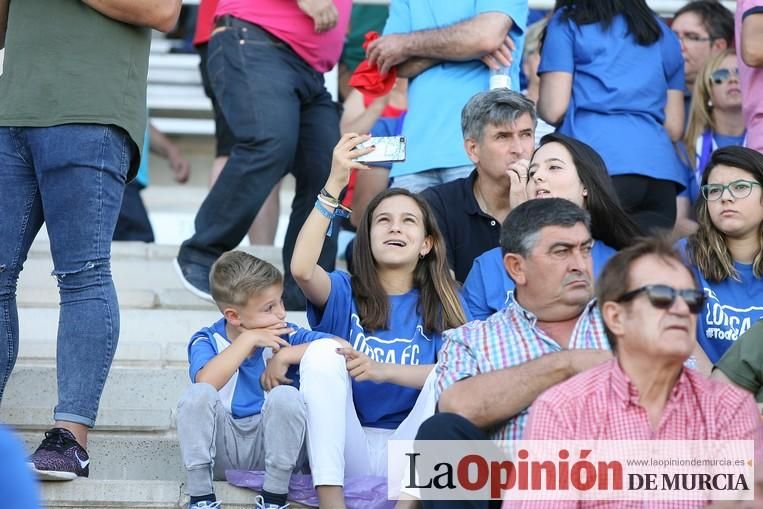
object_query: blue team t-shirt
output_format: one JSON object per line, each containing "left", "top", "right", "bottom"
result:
{"left": 678, "top": 239, "right": 763, "bottom": 363}
{"left": 539, "top": 10, "right": 685, "bottom": 186}
{"left": 463, "top": 241, "right": 617, "bottom": 321}
{"left": 383, "top": 0, "right": 527, "bottom": 177}
{"left": 187, "top": 318, "right": 332, "bottom": 419}
{"left": 307, "top": 271, "right": 455, "bottom": 429}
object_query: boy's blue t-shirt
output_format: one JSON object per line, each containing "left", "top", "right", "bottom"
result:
{"left": 187, "top": 318, "right": 332, "bottom": 419}
{"left": 0, "top": 426, "right": 41, "bottom": 509}
{"left": 464, "top": 241, "right": 617, "bottom": 321}
{"left": 307, "top": 270, "right": 458, "bottom": 429}
{"left": 678, "top": 239, "right": 763, "bottom": 363}
{"left": 539, "top": 10, "right": 685, "bottom": 186}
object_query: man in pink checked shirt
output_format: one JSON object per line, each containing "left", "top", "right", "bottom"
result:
{"left": 514, "top": 236, "right": 763, "bottom": 508}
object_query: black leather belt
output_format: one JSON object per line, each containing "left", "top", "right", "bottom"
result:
{"left": 214, "top": 15, "right": 282, "bottom": 43}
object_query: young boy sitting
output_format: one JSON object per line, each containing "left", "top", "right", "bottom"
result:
{"left": 177, "top": 250, "right": 336, "bottom": 509}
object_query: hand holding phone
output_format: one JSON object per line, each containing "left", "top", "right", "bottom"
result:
{"left": 354, "top": 136, "right": 406, "bottom": 164}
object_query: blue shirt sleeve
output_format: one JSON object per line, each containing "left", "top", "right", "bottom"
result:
{"left": 463, "top": 257, "right": 493, "bottom": 321}
{"left": 476, "top": 0, "right": 528, "bottom": 37}
{"left": 306, "top": 271, "right": 354, "bottom": 338}
{"left": 188, "top": 334, "right": 218, "bottom": 383}
{"left": 383, "top": 0, "right": 411, "bottom": 35}
{"left": 659, "top": 22, "right": 684, "bottom": 91}
{"left": 538, "top": 10, "right": 575, "bottom": 74}
{"left": 287, "top": 324, "right": 334, "bottom": 346}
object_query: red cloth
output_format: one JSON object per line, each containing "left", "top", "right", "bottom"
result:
{"left": 193, "top": 0, "right": 219, "bottom": 46}
{"left": 349, "top": 32, "right": 397, "bottom": 100}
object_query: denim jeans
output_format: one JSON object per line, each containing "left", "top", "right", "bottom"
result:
{"left": 0, "top": 125, "right": 132, "bottom": 427}
{"left": 178, "top": 18, "right": 340, "bottom": 307}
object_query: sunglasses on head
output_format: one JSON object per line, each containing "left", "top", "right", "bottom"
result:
{"left": 710, "top": 67, "right": 740, "bottom": 85}
{"left": 615, "top": 284, "right": 706, "bottom": 314}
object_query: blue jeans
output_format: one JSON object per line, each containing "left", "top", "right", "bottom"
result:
{"left": 178, "top": 18, "right": 340, "bottom": 308}
{"left": 0, "top": 125, "right": 132, "bottom": 427}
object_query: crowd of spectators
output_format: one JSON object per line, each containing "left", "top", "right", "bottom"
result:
{"left": 1, "top": 0, "right": 763, "bottom": 508}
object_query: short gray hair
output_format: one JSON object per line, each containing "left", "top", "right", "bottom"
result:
{"left": 461, "top": 89, "right": 537, "bottom": 142}
{"left": 501, "top": 198, "right": 591, "bottom": 257}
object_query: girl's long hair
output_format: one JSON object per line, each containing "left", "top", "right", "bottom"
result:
{"left": 351, "top": 188, "right": 467, "bottom": 333}
{"left": 687, "top": 146, "right": 763, "bottom": 282}
{"left": 534, "top": 133, "right": 644, "bottom": 249}
{"left": 552, "top": 0, "right": 662, "bottom": 46}
{"left": 683, "top": 49, "right": 737, "bottom": 168}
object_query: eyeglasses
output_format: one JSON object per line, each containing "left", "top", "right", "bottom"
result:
{"left": 701, "top": 179, "right": 761, "bottom": 201}
{"left": 710, "top": 67, "right": 740, "bottom": 85}
{"left": 673, "top": 31, "right": 714, "bottom": 44}
{"left": 616, "top": 284, "right": 706, "bottom": 314}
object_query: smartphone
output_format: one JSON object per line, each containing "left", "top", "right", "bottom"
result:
{"left": 354, "top": 136, "right": 406, "bottom": 164}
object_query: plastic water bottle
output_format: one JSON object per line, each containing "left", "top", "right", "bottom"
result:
{"left": 489, "top": 65, "right": 511, "bottom": 90}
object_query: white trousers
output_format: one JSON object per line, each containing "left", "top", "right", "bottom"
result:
{"left": 299, "top": 338, "right": 437, "bottom": 486}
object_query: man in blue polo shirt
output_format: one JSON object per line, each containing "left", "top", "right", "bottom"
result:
{"left": 366, "top": 0, "right": 528, "bottom": 193}
{"left": 421, "top": 89, "right": 536, "bottom": 283}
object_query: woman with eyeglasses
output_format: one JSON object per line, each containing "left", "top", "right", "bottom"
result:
{"left": 682, "top": 146, "right": 763, "bottom": 365}
{"left": 463, "top": 133, "right": 643, "bottom": 320}
{"left": 538, "top": 0, "right": 686, "bottom": 233}
{"left": 676, "top": 49, "right": 745, "bottom": 236}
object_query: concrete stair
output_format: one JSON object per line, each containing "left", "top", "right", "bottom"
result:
{"left": 5, "top": 238, "right": 314, "bottom": 508}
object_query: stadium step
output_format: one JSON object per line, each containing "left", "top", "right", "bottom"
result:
{"left": 37, "top": 480, "right": 309, "bottom": 508}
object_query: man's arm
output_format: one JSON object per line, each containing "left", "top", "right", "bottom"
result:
{"left": 742, "top": 10, "right": 763, "bottom": 67}
{"left": 81, "top": 0, "right": 182, "bottom": 33}
{"left": 367, "top": 12, "right": 512, "bottom": 76}
{"left": 438, "top": 349, "right": 611, "bottom": 429}
{"left": 0, "top": 0, "right": 9, "bottom": 50}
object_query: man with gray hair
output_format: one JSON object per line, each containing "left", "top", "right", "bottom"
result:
{"left": 420, "top": 89, "right": 536, "bottom": 282}
{"left": 414, "top": 198, "right": 612, "bottom": 509}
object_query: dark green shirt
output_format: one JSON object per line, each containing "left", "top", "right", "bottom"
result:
{"left": 715, "top": 320, "right": 763, "bottom": 403}
{"left": 0, "top": 0, "right": 151, "bottom": 179}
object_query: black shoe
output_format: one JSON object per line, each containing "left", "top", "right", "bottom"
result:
{"left": 28, "top": 428, "right": 90, "bottom": 481}
{"left": 174, "top": 257, "right": 213, "bottom": 302}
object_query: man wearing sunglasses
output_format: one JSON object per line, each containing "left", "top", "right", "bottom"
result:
{"left": 521, "top": 236, "right": 762, "bottom": 486}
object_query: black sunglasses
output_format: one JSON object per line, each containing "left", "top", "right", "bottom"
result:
{"left": 615, "top": 284, "right": 706, "bottom": 314}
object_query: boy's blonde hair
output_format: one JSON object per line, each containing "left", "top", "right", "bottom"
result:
{"left": 209, "top": 251, "right": 283, "bottom": 307}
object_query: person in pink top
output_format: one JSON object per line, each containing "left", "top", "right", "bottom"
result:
{"left": 175, "top": 0, "right": 352, "bottom": 311}
{"left": 737, "top": 0, "right": 763, "bottom": 153}
{"left": 511, "top": 236, "right": 763, "bottom": 508}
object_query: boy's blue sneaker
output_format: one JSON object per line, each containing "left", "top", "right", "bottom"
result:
{"left": 28, "top": 428, "right": 89, "bottom": 481}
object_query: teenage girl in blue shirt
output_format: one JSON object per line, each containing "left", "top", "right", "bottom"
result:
{"left": 290, "top": 133, "right": 468, "bottom": 508}
{"left": 683, "top": 146, "right": 763, "bottom": 366}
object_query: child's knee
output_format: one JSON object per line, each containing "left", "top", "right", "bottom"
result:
{"left": 300, "top": 338, "right": 346, "bottom": 374}
{"left": 177, "top": 382, "right": 218, "bottom": 417}
{"left": 266, "top": 385, "right": 306, "bottom": 419}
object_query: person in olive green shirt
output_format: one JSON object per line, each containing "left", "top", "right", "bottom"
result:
{"left": 0, "top": 0, "right": 180, "bottom": 481}
{"left": 712, "top": 320, "right": 763, "bottom": 409}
